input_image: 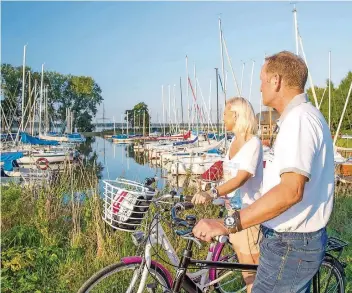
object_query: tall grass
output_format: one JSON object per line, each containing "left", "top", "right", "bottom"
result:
{"left": 1, "top": 165, "right": 351, "bottom": 292}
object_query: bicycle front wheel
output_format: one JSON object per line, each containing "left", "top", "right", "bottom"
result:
{"left": 77, "top": 261, "right": 172, "bottom": 293}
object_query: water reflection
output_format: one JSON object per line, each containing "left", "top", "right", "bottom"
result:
{"left": 79, "top": 137, "right": 167, "bottom": 189}
{"left": 77, "top": 137, "right": 104, "bottom": 180}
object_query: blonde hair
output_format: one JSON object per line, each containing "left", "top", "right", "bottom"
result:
{"left": 265, "top": 51, "right": 308, "bottom": 89}
{"left": 226, "top": 97, "right": 257, "bottom": 139}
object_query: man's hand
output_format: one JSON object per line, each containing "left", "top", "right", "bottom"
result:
{"left": 192, "top": 219, "right": 229, "bottom": 242}
{"left": 191, "top": 191, "right": 213, "bottom": 205}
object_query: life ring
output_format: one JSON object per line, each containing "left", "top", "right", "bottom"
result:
{"left": 36, "top": 157, "right": 49, "bottom": 170}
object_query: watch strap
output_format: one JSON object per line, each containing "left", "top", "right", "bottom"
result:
{"left": 233, "top": 210, "right": 243, "bottom": 232}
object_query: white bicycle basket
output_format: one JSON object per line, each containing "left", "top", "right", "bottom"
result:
{"left": 102, "top": 178, "right": 157, "bottom": 232}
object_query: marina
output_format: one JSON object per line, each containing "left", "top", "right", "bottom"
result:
{"left": 1, "top": 1, "right": 352, "bottom": 292}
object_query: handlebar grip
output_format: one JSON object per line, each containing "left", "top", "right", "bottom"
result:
{"left": 144, "top": 177, "right": 156, "bottom": 186}
{"left": 214, "top": 235, "right": 229, "bottom": 243}
{"left": 183, "top": 202, "right": 194, "bottom": 210}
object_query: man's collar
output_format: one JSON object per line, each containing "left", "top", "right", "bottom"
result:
{"left": 277, "top": 93, "right": 309, "bottom": 126}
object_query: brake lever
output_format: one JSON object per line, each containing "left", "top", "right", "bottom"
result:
{"left": 181, "top": 233, "right": 202, "bottom": 249}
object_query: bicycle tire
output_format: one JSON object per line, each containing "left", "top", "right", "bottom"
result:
{"left": 310, "top": 255, "right": 346, "bottom": 293}
{"left": 77, "top": 261, "right": 172, "bottom": 293}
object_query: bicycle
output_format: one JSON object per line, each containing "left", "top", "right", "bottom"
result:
{"left": 168, "top": 203, "right": 348, "bottom": 293}
{"left": 78, "top": 178, "right": 347, "bottom": 293}
{"left": 78, "top": 177, "right": 245, "bottom": 293}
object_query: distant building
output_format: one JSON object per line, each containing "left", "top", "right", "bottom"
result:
{"left": 256, "top": 109, "right": 279, "bottom": 136}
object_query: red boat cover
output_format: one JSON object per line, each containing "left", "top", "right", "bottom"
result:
{"left": 201, "top": 160, "right": 223, "bottom": 182}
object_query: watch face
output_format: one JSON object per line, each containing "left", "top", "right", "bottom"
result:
{"left": 225, "top": 216, "right": 235, "bottom": 227}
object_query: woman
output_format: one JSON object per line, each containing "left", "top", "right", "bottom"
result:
{"left": 192, "top": 97, "right": 263, "bottom": 292}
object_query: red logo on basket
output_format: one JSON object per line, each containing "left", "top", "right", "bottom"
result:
{"left": 112, "top": 191, "right": 129, "bottom": 214}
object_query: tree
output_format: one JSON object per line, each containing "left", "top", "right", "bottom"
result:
{"left": 124, "top": 102, "right": 150, "bottom": 134}
{"left": 0, "top": 64, "right": 103, "bottom": 133}
{"left": 307, "top": 71, "right": 352, "bottom": 133}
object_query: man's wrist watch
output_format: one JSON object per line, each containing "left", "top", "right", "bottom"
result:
{"left": 224, "top": 210, "right": 242, "bottom": 234}
{"left": 210, "top": 187, "right": 219, "bottom": 199}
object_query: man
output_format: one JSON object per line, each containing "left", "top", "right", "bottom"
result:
{"left": 192, "top": 51, "right": 335, "bottom": 292}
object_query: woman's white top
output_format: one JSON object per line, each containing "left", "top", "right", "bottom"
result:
{"left": 223, "top": 136, "right": 263, "bottom": 208}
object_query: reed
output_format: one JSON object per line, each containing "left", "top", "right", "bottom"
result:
{"left": 1, "top": 167, "right": 351, "bottom": 292}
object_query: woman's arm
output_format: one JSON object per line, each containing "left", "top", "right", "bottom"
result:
{"left": 216, "top": 170, "right": 252, "bottom": 196}
{"left": 192, "top": 170, "right": 252, "bottom": 205}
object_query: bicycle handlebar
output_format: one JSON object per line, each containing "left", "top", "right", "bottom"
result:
{"left": 170, "top": 202, "right": 229, "bottom": 243}
{"left": 143, "top": 177, "right": 228, "bottom": 243}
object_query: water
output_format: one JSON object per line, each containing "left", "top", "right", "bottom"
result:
{"left": 79, "top": 136, "right": 167, "bottom": 189}
{"left": 229, "top": 189, "right": 242, "bottom": 210}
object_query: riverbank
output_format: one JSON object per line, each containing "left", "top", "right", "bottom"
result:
{"left": 1, "top": 174, "right": 351, "bottom": 292}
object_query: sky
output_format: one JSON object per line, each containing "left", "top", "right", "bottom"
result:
{"left": 2, "top": 1, "right": 352, "bottom": 123}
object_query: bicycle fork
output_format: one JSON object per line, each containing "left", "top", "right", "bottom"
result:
{"left": 126, "top": 243, "right": 153, "bottom": 293}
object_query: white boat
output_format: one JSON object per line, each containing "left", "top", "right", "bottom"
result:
{"left": 39, "top": 134, "right": 69, "bottom": 142}
{"left": 17, "top": 151, "right": 73, "bottom": 165}
{"left": 171, "top": 155, "right": 223, "bottom": 175}
{"left": 160, "top": 139, "right": 224, "bottom": 162}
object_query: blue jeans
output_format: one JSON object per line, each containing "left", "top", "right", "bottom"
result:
{"left": 252, "top": 225, "right": 327, "bottom": 293}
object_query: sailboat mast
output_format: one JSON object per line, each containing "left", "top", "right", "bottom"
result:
{"left": 333, "top": 82, "right": 352, "bottom": 146}
{"left": 32, "top": 79, "right": 37, "bottom": 135}
{"left": 71, "top": 110, "right": 74, "bottom": 133}
{"left": 121, "top": 114, "right": 124, "bottom": 134}
{"left": 143, "top": 110, "right": 145, "bottom": 137}
{"left": 219, "top": 17, "right": 226, "bottom": 103}
{"left": 328, "top": 50, "right": 331, "bottom": 129}
{"left": 21, "top": 45, "right": 27, "bottom": 132}
{"left": 127, "top": 111, "right": 129, "bottom": 135}
{"left": 39, "top": 64, "right": 44, "bottom": 135}
{"left": 162, "top": 85, "right": 165, "bottom": 136}
{"left": 194, "top": 63, "right": 199, "bottom": 138}
{"left": 46, "top": 85, "right": 49, "bottom": 133}
{"left": 102, "top": 103, "right": 105, "bottom": 132}
{"left": 168, "top": 84, "right": 171, "bottom": 133}
{"left": 208, "top": 79, "right": 211, "bottom": 132}
{"left": 240, "top": 61, "right": 245, "bottom": 96}
{"left": 134, "top": 111, "right": 136, "bottom": 135}
{"left": 148, "top": 109, "right": 151, "bottom": 135}
{"left": 173, "top": 84, "right": 177, "bottom": 133}
{"left": 179, "top": 77, "right": 184, "bottom": 133}
{"left": 293, "top": 4, "right": 299, "bottom": 55}
{"left": 249, "top": 60, "right": 255, "bottom": 102}
{"left": 186, "top": 55, "right": 190, "bottom": 131}
{"left": 222, "top": 34, "right": 240, "bottom": 96}
{"left": 215, "top": 68, "right": 219, "bottom": 139}
{"left": 28, "top": 70, "right": 31, "bottom": 133}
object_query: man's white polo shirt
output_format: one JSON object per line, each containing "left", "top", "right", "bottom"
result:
{"left": 263, "top": 93, "right": 335, "bottom": 233}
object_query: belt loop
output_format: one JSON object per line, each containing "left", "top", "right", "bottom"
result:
{"left": 304, "top": 234, "right": 308, "bottom": 246}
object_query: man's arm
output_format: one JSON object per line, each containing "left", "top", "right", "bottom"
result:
{"left": 193, "top": 172, "right": 307, "bottom": 242}
{"left": 239, "top": 172, "right": 307, "bottom": 229}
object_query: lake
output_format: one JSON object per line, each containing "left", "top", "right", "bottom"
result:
{"left": 79, "top": 136, "right": 168, "bottom": 189}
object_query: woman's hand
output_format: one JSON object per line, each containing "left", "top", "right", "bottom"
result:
{"left": 191, "top": 191, "right": 213, "bottom": 205}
